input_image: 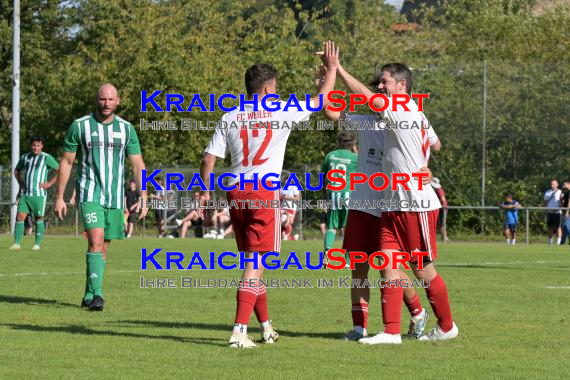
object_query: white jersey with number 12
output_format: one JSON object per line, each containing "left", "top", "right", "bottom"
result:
{"left": 205, "top": 102, "right": 313, "bottom": 185}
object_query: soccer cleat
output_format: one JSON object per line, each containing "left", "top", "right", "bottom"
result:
{"left": 228, "top": 333, "right": 258, "bottom": 348}
{"left": 89, "top": 295, "right": 104, "bottom": 311}
{"left": 344, "top": 328, "right": 368, "bottom": 341}
{"left": 81, "top": 298, "right": 93, "bottom": 308}
{"left": 261, "top": 322, "right": 279, "bottom": 344}
{"left": 322, "top": 251, "right": 329, "bottom": 269}
{"left": 419, "top": 322, "right": 459, "bottom": 341}
{"left": 175, "top": 218, "right": 182, "bottom": 227}
{"left": 9, "top": 244, "right": 21, "bottom": 250}
{"left": 359, "top": 332, "right": 402, "bottom": 345}
{"left": 32, "top": 244, "right": 41, "bottom": 251}
{"left": 407, "top": 309, "right": 429, "bottom": 339}
{"left": 216, "top": 234, "right": 224, "bottom": 240}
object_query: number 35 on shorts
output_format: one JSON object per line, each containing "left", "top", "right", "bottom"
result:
{"left": 80, "top": 202, "right": 106, "bottom": 229}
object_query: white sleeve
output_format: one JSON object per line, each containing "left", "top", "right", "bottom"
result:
{"left": 287, "top": 99, "right": 316, "bottom": 123}
{"left": 427, "top": 126, "right": 439, "bottom": 145}
{"left": 204, "top": 117, "right": 227, "bottom": 158}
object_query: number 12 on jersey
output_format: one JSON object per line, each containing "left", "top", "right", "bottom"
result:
{"left": 239, "top": 123, "right": 272, "bottom": 167}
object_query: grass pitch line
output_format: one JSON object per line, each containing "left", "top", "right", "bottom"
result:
{"left": 545, "top": 286, "right": 570, "bottom": 289}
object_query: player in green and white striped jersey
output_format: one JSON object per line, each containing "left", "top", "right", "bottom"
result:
{"left": 9, "top": 136, "right": 59, "bottom": 251}
{"left": 322, "top": 132, "right": 357, "bottom": 266}
{"left": 55, "top": 83, "right": 148, "bottom": 311}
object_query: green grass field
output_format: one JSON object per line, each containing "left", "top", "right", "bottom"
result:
{"left": 1, "top": 236, "right": 569, "bottom": 379}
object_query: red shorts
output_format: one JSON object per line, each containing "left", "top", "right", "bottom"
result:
{"left": 282, "top": 209, "right": 296, "bottom": 223}
{"left": 228, "top": 182, "right": 281, "bottom": 252}
{"left": 379, "top": 210, "right": 439, "bottom": 262}
{"left": 342, "top": 210, "right": 382, "bottom": 254}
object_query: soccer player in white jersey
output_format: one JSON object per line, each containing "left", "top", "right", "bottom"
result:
{"left": 55, "top": 84, "right": 148, "bottom": 311}
{"left": 322, "top": 108, "right": 437, "bottom": 341}
{"left": 200, "top": 42, "right": 339, "bottom": 348}
{"left": 333, "top": 60, "right": 457, "bottom": 343}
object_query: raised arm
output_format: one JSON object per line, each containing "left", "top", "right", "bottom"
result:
{"left": 337, "top": 64, "right": 385, "bottom": 111}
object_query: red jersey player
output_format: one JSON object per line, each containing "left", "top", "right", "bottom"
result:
{"left": 200, "top": 42, "right": 339, "bottom": 348}
{"left": 336, "top": 61, "right": 457, "bottom": 344}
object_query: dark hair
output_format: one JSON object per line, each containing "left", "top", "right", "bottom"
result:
{"left": 31, "top": 135, "right": 44, "bottom": 144}
{"left": 337, "top": 131, "right": 355, "bottom": 150}
{"left": 380, "top": 63, "right": 413, "bottom": 94}
{"left": 245, "top": 64, "right": 277, "bottom": 97}
{"left": 129, "top": 178, "right": 136, "bottom": 184}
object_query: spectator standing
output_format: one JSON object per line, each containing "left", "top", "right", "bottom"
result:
{"left": 544, "top": 179, "right": 563, "bottom": 245}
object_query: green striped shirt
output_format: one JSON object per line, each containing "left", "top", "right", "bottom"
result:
{"left": 16, "top": 152, "right": 59, "bottom": 196}
{"left": 322, "top": 149, "right": 358, "bottom": 210}
{"left": 64, "top": 114, "right": 141, "bottom": 208}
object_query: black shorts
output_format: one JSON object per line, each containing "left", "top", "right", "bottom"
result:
{"left": 547, "top": 213, "right": 562, "bottom": 229}
{"left": 127, "top": 211, "right": 138, "bottom": 223}
{"left": 320, "top": 211, "right": 327, "bottom": 224}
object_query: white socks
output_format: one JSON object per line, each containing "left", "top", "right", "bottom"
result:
{"left": 233, "top": 323, "right": 247, "bottom": 335}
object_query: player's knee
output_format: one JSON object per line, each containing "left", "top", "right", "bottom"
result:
{"left": 89, "top": 243, "right": 104, "bottom": 252}
{"left": 411, "top": 262, "right": 436, "bottom": 280}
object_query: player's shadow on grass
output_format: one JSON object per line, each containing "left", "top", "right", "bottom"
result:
{"left": 0, "top": 295, "right": 79, "bottom": 308}
{"left": 1, "top": 323, "right": 227, "bottom": 347}
{"left": 113, "top": 319, "right": 346, "bottom": 340}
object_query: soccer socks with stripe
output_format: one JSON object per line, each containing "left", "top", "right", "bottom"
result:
{"left": 324, "top": 229, "right": 336, "bottom": 251}
{"left": 425, "top": 274, "right": 454, "bottom": 332}
{"left": 351, "top": 302, "right": 369, "bottom": 329}
{"left": 84, "top": 265, "right": 93, "bottom": 301}
{"left": 35, "top": 221, "right": 45, "bottom": 246}
{"left": 254, "top": 284, "right": 269, "bottom": 323}
{"left": 86, "top": 252, "right": 105, "bottom": 297}
{"left": 234, "top": 283, "right": 258, "bottom": 328}
{"left": 14, "top": 221, "right": 25, "bottom": 245}
{"left": 403, "top": 292, "right": 423, "bottom": 318}
{"left": 381, "top": 284, "right": 403, "bottom": 335}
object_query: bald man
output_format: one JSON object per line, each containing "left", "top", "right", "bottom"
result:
{"left": 55, "top": 83, "right": 148, "bottom": 311}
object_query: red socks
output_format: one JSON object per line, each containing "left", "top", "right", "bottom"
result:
{"left": 381, "top": 284, "right": 403, "bottom": 334}
{"left": 235, "top": 282, "right": 271, "bottom": 325}
{"left": 404, "top": 293, "right": 423, "bottom": 317}
{"left": 234, "top": 283, "right": 258, "bottom": 325}
{"left": 351, "top": 302, "right": 369, "bottom": 329}
{"left": 425, "top": 274, "right": 454, "bottom": 332}
{"left": 254, "top": 284, "right": 268, "bottom": 323}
